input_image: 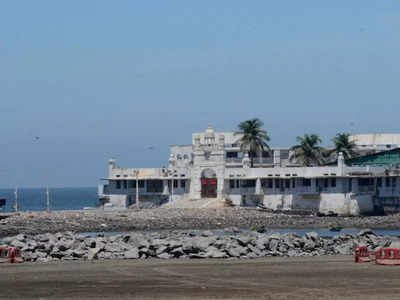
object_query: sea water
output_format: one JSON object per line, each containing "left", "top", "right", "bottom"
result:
{"left": 0, "top": 187, "right": 98, "bottom": 212}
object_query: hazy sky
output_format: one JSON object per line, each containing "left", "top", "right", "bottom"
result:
{"left": 1, "top": 1, "right": 400, "bottom": 187}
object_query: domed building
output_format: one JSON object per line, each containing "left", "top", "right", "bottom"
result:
{"left": 98, "top": 126, "right": 400, "bottom": 216}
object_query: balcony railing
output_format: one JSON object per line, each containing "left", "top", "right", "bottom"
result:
{"left": 225, "top": 157, "right": 273, "bottom": 164}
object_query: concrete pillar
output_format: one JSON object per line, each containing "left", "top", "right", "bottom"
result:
{"left": 272, "top": 178, "right": 276, "bottom": 194}
{"left": 352, "top": 177, "right": 359, "bottom": 193}
{"left": 311, "top": 178, "right": 317, "bottom": 193}
{"left": 163, "top": 180, "right": 169, "bottom": 195}
{"left": 255, "top": 178, "right": 262, "bottom": 195}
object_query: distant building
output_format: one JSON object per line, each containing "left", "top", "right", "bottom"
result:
{"left": 99, "top": 126, "right": 400, "bottom": 215}
{"left": 350, "top": 133, "right": 400, "bottom": 151}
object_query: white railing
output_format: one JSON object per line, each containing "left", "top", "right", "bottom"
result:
{"left": 225, "top": 157, "right": 273, "bottom": 164}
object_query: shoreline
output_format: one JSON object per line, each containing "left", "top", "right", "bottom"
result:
{"left": 2, "top": 207, "right": 400, "bottom": 237}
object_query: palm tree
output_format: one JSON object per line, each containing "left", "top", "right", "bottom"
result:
{"left": 235, "top": 118, "right": 271, "bottom": 168}
{"left": 290, "top": 134, "right": 326, "bottom": 166}
{"left": 330, "top": 133, "right": 358, "bottom": 160}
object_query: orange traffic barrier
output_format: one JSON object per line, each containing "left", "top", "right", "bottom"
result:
{"left": 375, "top": 248, "right": 400, "bottom": 265}
{"left": 8, "top": 247, "right": 24, "bottom": 264}
{"left": 0, "top": 247, "right": 24, "bottom": 264}
{"left": 354, "top": 245, "right": 372, "bottom": 263}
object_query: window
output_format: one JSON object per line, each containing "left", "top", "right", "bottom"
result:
{"left": 324, "top": 178, "right": 329, "bottom": 188}
{"left": 177, "top": 154, "right": 182, "bottom": 160}
{"left": 359, "top": 178, "right": 374, "bottom": 186}
{"left": 236, "top": 180, "right": 240, "bottom": 188}
{"left": 116, "top": 180, "right": 121, "bottom": 189}
{"left": 183, "top": 154, "right": 189, "bottom": 160}
{"left": 230, "top": 180, "right": 235, "bottom": 189}
{"left": 174, "top": 180, "right": 178, "bottom": 188}
{"left": 386, "top": 177, "right": 391, "bottom": 187}
{"left": 392, "top": 177, "right": 397, "bottom": 187}
{"left": 262, "top": 151, "right": 271, "bottom": 158}
{"left": 129, "top": 180, "right": 144, "bottom": 188}
{"left": 348, "top": 178, "right": 352, "bottom": 192}
{"left": 302, "top": 178, "right": 311, "bottom": 186}
{"left": 226, "top": 152, "right": 238, "bottom": 158}
{"left": 285, "top": 179, "right": 290, "bottom": 189}
{"left": 292, "top": 179, "right": 296, "bottom": 188}
{"left": 377, "top": 178, "right": 382, "bottom": 187}
{"left": 123, "top": 180, "right": 127, "bottom": 189}
{"left": 241, "top": 180, "right": 256, "bottom": 188}
{"left": 331, "top": 178, "right": 336, "bottom": 188}
{"left": 147, "top": 180, "right": 163, "bottom": 193}
{"left": 275, "top": 179, "right": 281, "bottom": 188}
{"left": 268, "top": 179, "right": 273, "bottom": 188}
{"left": 181, "top": 180, "right": 186, "bottom": 189}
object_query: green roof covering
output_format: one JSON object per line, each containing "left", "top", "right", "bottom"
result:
{"left": 343, "top": 148, "right": 400, "bottom": 166}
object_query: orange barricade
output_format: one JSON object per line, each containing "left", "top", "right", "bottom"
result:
{"left": 375, "top": 248, "right": 400, "bottom": 265}
{"left": 354, "top": 245, "right": 372, "bottom": 263}
{"left": 0, "top": 247, "right": 24, "bottom": 264}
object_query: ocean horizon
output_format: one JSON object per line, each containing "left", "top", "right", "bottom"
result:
{"left": 0, "top": 187, "right": 98, "bottom": 212}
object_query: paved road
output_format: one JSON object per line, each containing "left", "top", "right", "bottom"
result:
{"left": 1, "top": 256, "right": 399, "bottom": 299}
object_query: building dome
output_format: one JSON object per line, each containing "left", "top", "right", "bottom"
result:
{"left": 205, "top": 125, "right": 215, "bottom": 138}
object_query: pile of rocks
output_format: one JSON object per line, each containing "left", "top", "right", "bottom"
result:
{"left": 0, "top": 229, "right": 394, "bottom": 263}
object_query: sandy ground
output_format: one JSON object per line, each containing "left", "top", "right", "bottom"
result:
{"left": 1, "top": 256, "right": 399, "bottom": 299}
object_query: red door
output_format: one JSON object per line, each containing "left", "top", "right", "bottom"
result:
{"left": 201, "top": 178, "right": 217, "bottom": 198}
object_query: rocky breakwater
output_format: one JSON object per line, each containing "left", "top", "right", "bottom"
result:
{"left": 0, "top": 229, "right": 395, "bottom": 263}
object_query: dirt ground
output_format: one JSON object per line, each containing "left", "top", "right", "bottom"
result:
{"left": 1, "top": 256, "right": 399, "bottom": 299}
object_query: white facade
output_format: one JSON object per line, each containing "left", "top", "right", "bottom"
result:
{"left": 99, "top": 126, "right": 400, "bottom": 215}
{"left": 350, "top": 133, "right": 400, "bottom": 151}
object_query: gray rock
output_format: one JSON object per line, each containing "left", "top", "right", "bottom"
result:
{"left": 269, "top": 232, "right": 281, "bottom": 240}
{"left": 11, "top": 240, "right": 26, "bottom": 249}
{"left": 15, "top": 234, "right": 27, "bottom": 242}
{"left": 303, "top": 240, "right": 316, "bottom": 252}
{"left": 335, "top": 244, "right": 352, "bottom": 255}
{"left": 305, "top": 232, "right": 319, "bottom": 242}
{"left": 234, "top": 235, "right": 252, "bottom": 246}
{"left": 170, "top": 247, "right": 185, "bottom": 257}
{"left": 247, "top": 244, "right": 262, "bottom": 256}
{"left": 358, "top": 229, "right": 376, "bottom": 236}
{"left": 88, "top": 248, "right": 101, "bottom": 260}
{"left": 205, "top": 246, "right": 227, "bottom": 258}
{"left": 157, "top": 252, "right": 173, "bottom": 259}
{"left": 156, "top": 245, "right": 168, "bottom": 255}
{"left": 227, "top": 246, "right": 246, "bottom": 257}
{"left": 189, "top": 253, "right": 207, "bottom": 259}
{"left": 268, "top": 239, "right": 280, "bottom": 252}
{"left": 124, "top": 248, "right": 140, "bottom": 259}
{"left": 201, "top": 230, "right": 214, "bottom": 237}
{"left": 255, "top": 237, "right": 270, "bottom": 251}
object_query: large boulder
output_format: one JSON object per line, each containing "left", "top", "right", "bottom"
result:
{"left": 124, "top": 248, "right": 140, "bottom": 259}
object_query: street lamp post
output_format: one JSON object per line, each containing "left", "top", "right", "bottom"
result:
{"left": 14, "top": 186, "right": 18, "bottom": 212}
{"left": 46, "top": 185, "right": 50, "bottom": 212}
{"left": 133, "top": 170, "right": 140, "bottom": 209}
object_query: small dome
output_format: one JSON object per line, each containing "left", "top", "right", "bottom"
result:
{"left": 205, "top": 125, "right": 215, "bottom": 138}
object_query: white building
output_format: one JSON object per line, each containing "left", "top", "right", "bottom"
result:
{"left": 99, "top": 126, "right": 400, "bottom": 215}
{"left": 350, "top": 133, "right": 400, "bottom": 151}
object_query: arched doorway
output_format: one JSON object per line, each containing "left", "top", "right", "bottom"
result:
{"left": 201, "top": 168, "right": 217, "bottom": 198}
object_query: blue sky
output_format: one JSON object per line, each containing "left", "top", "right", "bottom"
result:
{"left": 1, "top": 1, "right": 400, "bottom": 187}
